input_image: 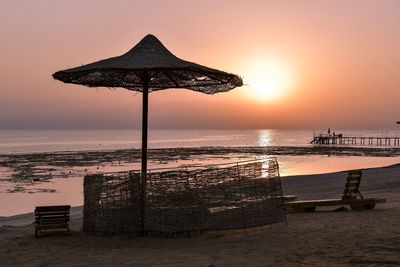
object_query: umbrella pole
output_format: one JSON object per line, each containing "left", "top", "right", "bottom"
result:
{"left": 141, "top": 71, "right": 149, "bottom": 236}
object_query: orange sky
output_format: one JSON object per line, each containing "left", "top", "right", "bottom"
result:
{"left": 1, "top": 0, "right": 400, "bottom": 130}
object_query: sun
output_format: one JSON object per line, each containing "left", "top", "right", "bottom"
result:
{"left": 242, "top": 58, "right": 294, "bottom": 102}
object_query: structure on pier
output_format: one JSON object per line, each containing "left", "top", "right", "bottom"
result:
{"left": 311, "top": 132, "right": 400, "bottom": 146}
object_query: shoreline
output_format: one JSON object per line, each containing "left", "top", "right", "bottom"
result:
{"left": 2, "top": 163, "right": 400, "bottom": 225}
{"left": 1, "top": 146, "right": 399, "bottom": 216}
{"left": 2, "top": 145, "right": 400, "bottom": 173}
{"left": 3, "top": 144, "right": 400, "bottom": 157}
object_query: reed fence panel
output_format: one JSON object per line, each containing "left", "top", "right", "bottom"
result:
{"left": 83, "top": 158, "right": 285, "bottom": 235}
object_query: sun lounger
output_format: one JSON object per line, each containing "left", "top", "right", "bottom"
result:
{"left": 342, "top": 170, "right": 363, "bottom": 200}
{"left": 285, "top": 170, "right": 386, "bottom": 212}
{"left": 285, "top": 198, "right": 386, "bottom": 212}
{"left": 35, "top": 205, "right": 70, "bottom": 237}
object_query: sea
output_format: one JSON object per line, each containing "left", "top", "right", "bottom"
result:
{"left": 1, "top": 129, "right": 400, "bottom": 154}
{"left": 1, "top": 129, "right": 400, "bottom": 216}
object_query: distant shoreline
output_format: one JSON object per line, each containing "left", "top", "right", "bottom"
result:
{"left": 2, "top": 145, "right": 400, "bottom": 157}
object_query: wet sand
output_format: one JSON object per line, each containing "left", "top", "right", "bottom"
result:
{"left": 1, "top": 164, "right": 399, "bottom": 266}
{"left": 2, "top": 145, "right": 400, "bottom": 192}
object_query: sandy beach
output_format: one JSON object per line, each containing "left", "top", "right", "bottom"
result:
{"left": 1, "top": 164, "right": 399, "bottom": 266}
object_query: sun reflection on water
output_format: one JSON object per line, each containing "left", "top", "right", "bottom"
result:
{"left": 257, "top": 130, "right": 273, "bottom": 147}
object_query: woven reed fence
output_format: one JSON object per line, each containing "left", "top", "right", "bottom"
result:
{"left": 83, "top": 158, "right": 286, "bottom": 235}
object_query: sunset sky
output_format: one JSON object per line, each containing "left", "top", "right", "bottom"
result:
{"left": 1, "top": 0, "right": 399, "bottom": 130}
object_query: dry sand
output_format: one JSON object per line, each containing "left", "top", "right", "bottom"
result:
{"left": 1, "top": 165, "right": 399, "bottom": 266}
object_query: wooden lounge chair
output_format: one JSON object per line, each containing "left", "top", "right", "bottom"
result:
{"left": 35, "top": 205, "right": 70, "bottom": 237}
{"left": 285, "top": 170, "right": 386, "bottom": 212}
{"left": 342, "top": 170, "right": 363, "bottom": 200}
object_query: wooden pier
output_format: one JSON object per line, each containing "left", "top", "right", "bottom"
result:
{"left": 311, "top": 133, "right": 400, "bottom": 146}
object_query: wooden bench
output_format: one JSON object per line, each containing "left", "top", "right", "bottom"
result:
{"left": 285, "top": 170, "right": 386, "bottom": 212}
{"left": 35, "top": 205, "right": 70, "bottom": 237}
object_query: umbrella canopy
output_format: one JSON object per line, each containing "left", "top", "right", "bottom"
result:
{"left": 52, "top": 34, "right": 242, "bottom": 235}
{"left": 53, "top": 34, "right": 242, "bottom": 94}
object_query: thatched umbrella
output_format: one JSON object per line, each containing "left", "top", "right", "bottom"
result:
{"left": 52, "top": 34, "right": 243, "bottom": 234}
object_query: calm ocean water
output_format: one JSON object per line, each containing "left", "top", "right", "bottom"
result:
{"left": 1, "top": 129, "right": 400, "bottom": 154}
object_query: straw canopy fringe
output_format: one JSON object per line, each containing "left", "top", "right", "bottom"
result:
{"left": 52, "top": 34, "right": 243, "bottom": 94}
